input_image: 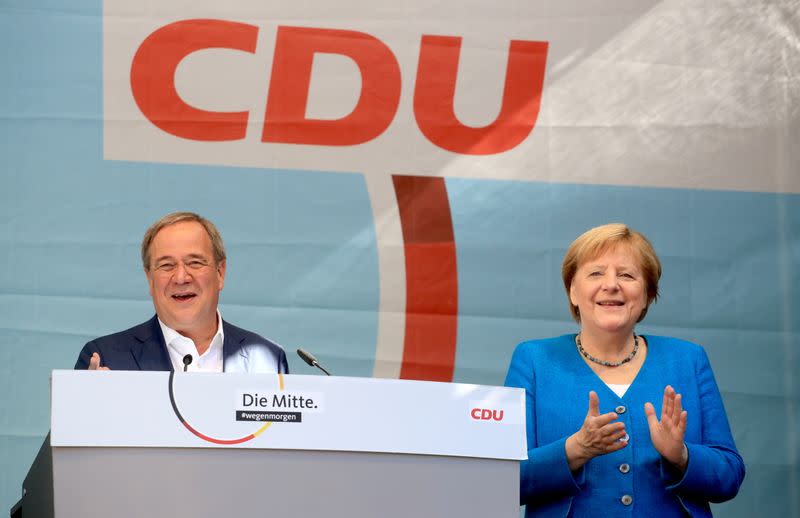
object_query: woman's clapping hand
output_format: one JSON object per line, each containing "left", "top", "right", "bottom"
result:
{"left": 565, "top": 391, "right": 628, "bottom": 471}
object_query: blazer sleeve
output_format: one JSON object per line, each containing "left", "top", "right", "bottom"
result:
{"left": 505, "top": 343, "right": 584, "bottom": 505}
{"left": 664, "top": 347, "right": 745, "bottom": 502}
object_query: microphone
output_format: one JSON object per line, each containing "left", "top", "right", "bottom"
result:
{"left": 182, "top": 354, "right": 193, "bottom": 372}
{"left": 296, "top": 348, "right": 331, "bottom": 376}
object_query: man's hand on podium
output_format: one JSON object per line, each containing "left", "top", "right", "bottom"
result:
{"left": 88, "top": 352, "right": 110, "bottom": 371}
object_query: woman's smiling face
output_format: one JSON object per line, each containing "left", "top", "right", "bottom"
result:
{"left": 569, "top": 245, "right": 647, "bottom": 335}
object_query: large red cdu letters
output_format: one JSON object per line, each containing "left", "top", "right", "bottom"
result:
{"left": 262, "top": 26, "right": 401, "bottom": 146}
{"left": 414, "top": 36, "right": 548, "bottom": 155}
{"left": 130, "top": 19, "right": 258, "bottom": 141}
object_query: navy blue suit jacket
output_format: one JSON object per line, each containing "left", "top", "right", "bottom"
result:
{"left": 74, "top": 316, "right": 289, "bottom": 373}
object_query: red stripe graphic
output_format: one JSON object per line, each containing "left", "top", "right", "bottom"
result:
{"left": 180, "top": 420, "right": 255, "bottom": 445}
{"left": 168, "top": 371, "right": 270, "bottom": 445}
{"left": 392, "top": 175, "right": 458, "bottom": 381}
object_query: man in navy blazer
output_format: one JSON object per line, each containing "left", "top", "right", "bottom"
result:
{"left": 74, "top": 212, "right": 288, "bottom": 374}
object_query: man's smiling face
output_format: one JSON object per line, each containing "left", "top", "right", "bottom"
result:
{"left": 145, "top": 221, "right": 225, "bottom": 338}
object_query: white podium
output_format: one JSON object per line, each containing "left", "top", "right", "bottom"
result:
{"left": 18, "top": 370, "right": 526, "bottom": 517}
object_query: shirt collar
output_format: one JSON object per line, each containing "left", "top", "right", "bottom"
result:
{"left": 158, "top": 310, "right": 224, "bottom": 356}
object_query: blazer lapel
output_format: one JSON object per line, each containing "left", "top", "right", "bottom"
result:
{"left": 131, "top": 316, "right": 173, "bottom": 371}
{"left": 222, "top": 320, "right": 247, "bottom": 372}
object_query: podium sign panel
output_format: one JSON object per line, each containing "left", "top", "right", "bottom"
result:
{"left": 23, "top": 371, "right": 526, "bottom": 518}
{"left": 51, "top": 370, "right": 526, "bottom": 458}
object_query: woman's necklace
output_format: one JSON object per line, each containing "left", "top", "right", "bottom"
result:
{"left": 576, "top": 333, "right": 639, "bottom": 367}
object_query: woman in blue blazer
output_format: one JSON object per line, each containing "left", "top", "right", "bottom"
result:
{"left": 505, "top": 224, "right": 744, "bottom": 517}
